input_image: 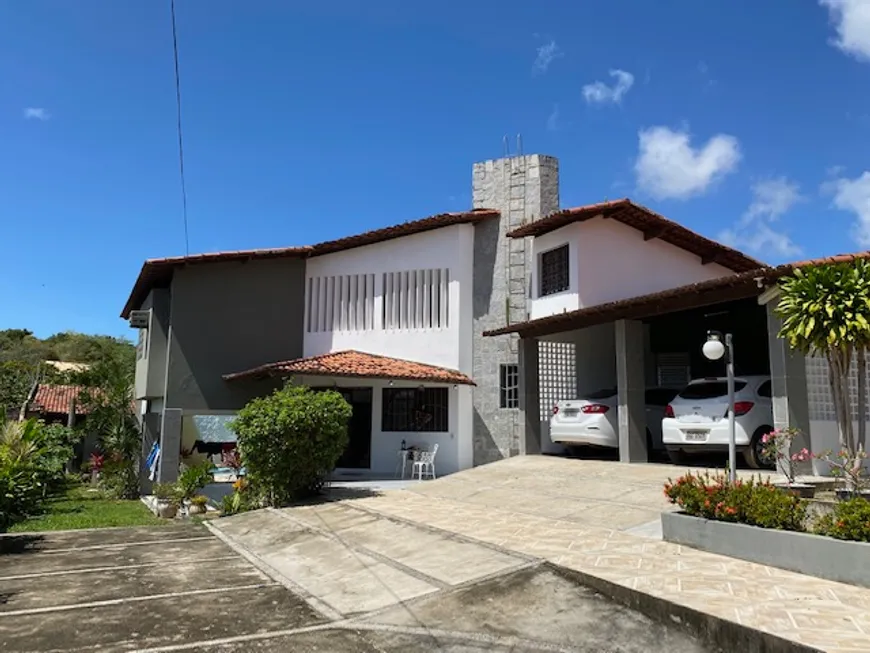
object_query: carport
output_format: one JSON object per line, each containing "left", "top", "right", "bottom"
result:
{"left": 485, "top": 268, "right": 810, "bottom": 464}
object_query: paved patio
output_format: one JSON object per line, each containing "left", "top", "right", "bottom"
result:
{"left": 335, "top": 456, "right": 869, "bottom": 652}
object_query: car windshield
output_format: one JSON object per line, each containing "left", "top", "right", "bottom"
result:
{"left": 679, "top": 380, "right": 747, "bottom": 400}
{"left": 585, "top": 388, "right": 617, "bottom": 400}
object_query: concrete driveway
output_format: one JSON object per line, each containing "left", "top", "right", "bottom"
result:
{"left": 0, "top": 516, "right": 712, "bottom": 652}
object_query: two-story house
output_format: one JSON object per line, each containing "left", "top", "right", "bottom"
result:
{"left": 123, "top": 153, "right": 764, "bottom": 485}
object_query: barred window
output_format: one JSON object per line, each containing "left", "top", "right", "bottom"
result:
{"left": 382, "top": 387, "right": 449, "bottom": 432}
{"left": 539, "top": 244, "right": 569, "bottom": 296}
{"left": 500, "top": 364, "right": 519, "bottom": 408}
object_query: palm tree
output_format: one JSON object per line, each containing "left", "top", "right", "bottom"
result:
{"left": 776, "top": 259, "right": 870, "bottom": 454}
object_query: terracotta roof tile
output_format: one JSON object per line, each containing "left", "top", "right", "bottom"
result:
{"left": 506, "top": 199, "right": 763, "bottom": 273}
{"left": 121, "top": 209, "right": 499, "bottom": 318}
{"left": 29, "top": 384, "right": 96, "bottom": 415}
{"left": 223, "top": 350, "right": 475, "bottom": 386}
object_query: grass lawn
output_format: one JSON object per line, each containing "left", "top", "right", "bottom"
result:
{"left": 8, "top": 482, "right": 164, "bottom": 532}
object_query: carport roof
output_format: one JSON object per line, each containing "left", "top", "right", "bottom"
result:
{"left": 483, "top": 251, "right": 870, "bottom": 338}
{"left": 506, "top": 199, "right": 763, "bottom": 273}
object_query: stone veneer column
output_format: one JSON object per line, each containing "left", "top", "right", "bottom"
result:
{"left": 471, "top": 155, "right": 559, "bottom": 465}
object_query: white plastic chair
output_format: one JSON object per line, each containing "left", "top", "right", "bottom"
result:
{"left": 412, "top": 444, "right": 439, "bottom": 480}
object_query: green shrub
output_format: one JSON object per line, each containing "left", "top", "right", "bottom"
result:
{"left": 152, "top": 482, "right": 179, "bottom": 503}
{"left": 220, "top": 479, "right": 259, "bottom": 515}
{"left": 177, "top": 460, "right": 214, "bottom": 501}
{"left": 664, "top": 472, "right": 806, "bottom": 532}
{"left": 230, "top": 384, "right": 352, "bottom": 506}
{"left": 0, "top": 419, "right": 83, "bottom": 530}
{"left": 815, "top": 498, "right": 870, "bottom": 542}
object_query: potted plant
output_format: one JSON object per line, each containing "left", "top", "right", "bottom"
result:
{"left": 761, "top": 427, "right": 815, "bottom": 498}
{"left": 152, "top": 482, "right": 180, "bottom": 519}
{"left": 188, "top": 495, "right": 209, "bottom": 515}
{"left": 816, "top": 448, "right": 870, "bottom": 501}
{"left": 177, "top": 460, "right": 215, "bottom": 514}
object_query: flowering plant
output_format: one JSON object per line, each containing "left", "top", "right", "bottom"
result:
{"left": 761, "top": 427, "right": 810, "bottom": 485}
{"left": 89, "top": 453, "right": 105, "bottom": 472}
{"left": 814, "top": 446, "right": 868, "bottom": 495}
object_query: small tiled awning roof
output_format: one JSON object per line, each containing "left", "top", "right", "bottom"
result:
{"left": 29, "top": 384, "right": 95, "bottom": 415}
{"left": 223, "top": 350, "right": 475, "bottom": 386}
{"left": 507, "top": 199, "right": 763, "bottom": 273}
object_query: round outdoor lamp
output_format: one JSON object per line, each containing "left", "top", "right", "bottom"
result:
{"left": 703, "top": 330, "right": 736, "bottom": 483}
{"left": 702, "top": 334, "right": 725, "bottom": 361}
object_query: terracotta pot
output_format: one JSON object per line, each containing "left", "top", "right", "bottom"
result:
{"left": 156, "top": 502, "right": 178, "bottom": 519}
{"left": 774, "top": 483, "right": 815, "bottom": 499}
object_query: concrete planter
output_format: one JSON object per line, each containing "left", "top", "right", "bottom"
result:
{"left": 773, "top": 482, "right": 815, "bottom": 499}
{"left": 662, "top": 511, "right": 870, "bottom": 589}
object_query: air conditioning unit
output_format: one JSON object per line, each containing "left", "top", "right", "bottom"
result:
{"left": 129, "top": 310, "right": 151, "bottom": 329}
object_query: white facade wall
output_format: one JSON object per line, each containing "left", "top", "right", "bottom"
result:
{"left": 303, "top": 224, "right": 474, "bottom": 374}
{"left": 294, "top": 375, "right": 471, "bottom": 477}
{"left": 529, "top": 218, "right": 735, "bottom": 320}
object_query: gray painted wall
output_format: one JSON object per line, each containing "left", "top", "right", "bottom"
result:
{"left": 164, "top": 258, "right": 305, "bottom": 411}
{"left": 471, "top": 155, "right": 560, "bottom": 464}
{"left": 134, "top": 288, "right": 171, "bottom": 400}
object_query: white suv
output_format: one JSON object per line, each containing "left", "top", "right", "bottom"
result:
{"left": 661, "top": 375, "right": 774, "bottom": 469}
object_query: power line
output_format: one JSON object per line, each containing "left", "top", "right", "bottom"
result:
{"left": 170, "top": 0, "right": 190, "bottom": 255}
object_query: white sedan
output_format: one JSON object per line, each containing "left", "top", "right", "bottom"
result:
{"left": 661, "top": 375, "right": 774, "bottom": 468}
{"left": 549, "top": 387, "right": 677, "bottom": 452}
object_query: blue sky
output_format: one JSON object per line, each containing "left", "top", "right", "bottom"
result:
{"left": 2, "top": 0, "right": 870, "bottom": 339}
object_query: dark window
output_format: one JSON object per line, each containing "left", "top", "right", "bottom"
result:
{"left": 500, "top": 364, "right": 519, "bottom": 408}
{"left": 539, "top": 245, "right": 569, "bottom": 296}
{"left": 679, "top": 380, "right": 747, "bottom": 400}
{"left": 645, "top": 388, "right": 679, "bottom": 406}
{"left": 382, "top": 387, "right": 449, "bottom": 432}
{"left": 757, "top": 380, "right": 772, "bottom": 398}
{"left": 586, "top": 388, "right": 618, "bottom": 400}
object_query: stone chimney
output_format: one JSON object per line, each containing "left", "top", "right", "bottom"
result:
{"left": 470, "top": 155, "right": 560, "bottom": 464}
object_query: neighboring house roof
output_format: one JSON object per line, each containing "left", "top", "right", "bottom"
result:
{"left": 222, "top": 350, "right": 476, "bottom": 386}
{"left": 29, "top": 384, "right": 96, "bottom": 415}
{"left": 506, "top": 199, "right": 763, "bottom": 273}
{"left": 483, "top": 251, "right": 870, "bottom": 338}
{"left": 121, "top": 209, "right": 500, "bottom": 318}
{"left": 44, "top": 360, "right": 91, "bottom": 373}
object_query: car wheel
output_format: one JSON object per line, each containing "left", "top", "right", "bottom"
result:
{"left": 666, "top": 448, "right": 689, "bottom": 465}
{"left": 743, "top": 426, "right": 775, "bottom": 470}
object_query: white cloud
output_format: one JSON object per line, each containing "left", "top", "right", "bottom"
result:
{"left": 742, "top": 177, "right": 804, "bottom": 224}
{"left": 719, "top": 177, "right": 804, "bottom": 259}
{"left": 821, "top": 0, "right": 870, "bottom": 61}
{"left": 719, "top": 223, "right": 802, "bottom": 258}
{"left": 634, "top": 126, "right": 741, "bottom": 200}
{"left": 582, "top": 69, "right": 634, "bottom": 105}
{"left": 826, "top": 171, "right": 870, "bottom": 246}
{"left": 23, "top": 107, "right": 50, "bottom": 121}
{"left": 533, "top": 40, "right": 562, "bottom": 75}
{"left": 546, "top": 104, "right": 559, "bottom": 131}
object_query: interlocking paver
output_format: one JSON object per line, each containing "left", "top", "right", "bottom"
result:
{"left": 336, "top": 456, "right": 870, "bottom": 652}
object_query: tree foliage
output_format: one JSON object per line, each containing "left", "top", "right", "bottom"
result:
{"left": 230, "top": 384, "right": 352, "bottom": 506}
{"left": 776, "top": 260, "right": 870, "bottom": 453}
{"left": 0, "top": 328, "right": 135, "bottom": 417}
{"left": 0, "top": 419, "right": 80, "bottom": 530}
{"left": 78, "top": 356, "right": 140, "bottom": 499}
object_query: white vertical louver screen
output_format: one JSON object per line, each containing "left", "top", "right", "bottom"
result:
{"left": 306, "top": 273, "right": 376, "bottom": 333}
{"left": 381, "top": 268, "right": 449, "bottom": 329}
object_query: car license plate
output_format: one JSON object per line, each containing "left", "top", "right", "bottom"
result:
{"left": 563, "top": 408, "right": 579, "bottom": 417}
{"left": 685, "top": 430, "right": 708, "bottom": 442}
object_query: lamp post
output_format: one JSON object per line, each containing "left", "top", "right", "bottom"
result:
{"left": 703, "top": 331, "right": 736, "bottom": 484}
